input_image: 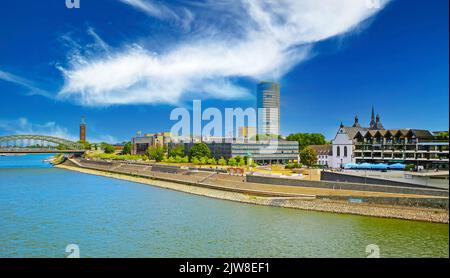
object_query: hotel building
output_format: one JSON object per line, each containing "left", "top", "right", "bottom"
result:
{"left": 330, "top": 108, "right": 449, "bottom": 170}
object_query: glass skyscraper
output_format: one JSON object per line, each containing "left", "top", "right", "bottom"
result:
{"left": 257, "top": 82, "right": 280, "bottom": 136}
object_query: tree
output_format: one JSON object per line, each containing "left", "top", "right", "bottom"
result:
{"left": 286, "top": 133, "right": 328, "bottom": 151}
{"left": 191, "top": 157, "right": 201, "bottom": 165}
{"left": 218, "top": 157, "right": 227, "bottom": 166}
{"left": 169, "top": 144, "right": 185, "bottom": 158}
{"left": 78, "top": 140, "right": 92, "bottom": 150}
{"left": 189, "top": 143, "right": 211, "bottom": 160}
{"left": 200, "top": 157, "right": 208, "bottom": 165}
{"left": 235, "top": 156, "right": 243, "bottom": 164}
{"left": 437, "top": 131, "right": 449, "bottom": 140}
{"left": 56, "top": 144, "right": 68, "bottom": 150}
{"left": 122, "top": 142, "right": 132, "bottom": 155}
{"left": 101, "top": 143, "right": 116, "bottom": 154}
{"left": 228, "top": 158, "right": 237, "bottom": 166}
{"left": 300, "top": 146, "right": 317, "bottom": 167}
{"left": 181, "top": 156, "right": 189, "bottom": 163}
{"left": 147, "top": 146, "right": 166, "bottom": 162}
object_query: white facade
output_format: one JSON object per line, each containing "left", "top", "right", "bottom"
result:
{"left": 330, "top": 127, "right": 355, "bottom": 169}
{"left": 317, "top": 154, "right": 331, "bottom": 166}
{"left": 309, "top": 145, "right": 332, "bottom": 167}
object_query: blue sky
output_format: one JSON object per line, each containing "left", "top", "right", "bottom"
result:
{"left": 0, "top": 0, "right": 448, "bottom": 143}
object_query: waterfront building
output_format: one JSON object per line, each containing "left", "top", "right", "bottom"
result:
{"left": 309, "top": 145, "right": 332, "bottom": 167}
{"left": 330, "top": 109, "right": 449, "bottom": 169}
{"left": 113, "top": 145, "right": 124, "bottom": 154}
{"left": 79, "top": 116, "right": 86, "bottom": 142}
{"left": 132, "top": 132, "right": 173, "bottom": 155}
{"left": 172, "top": 140, "right": 299, "bottom": 165}
{"left": 257, "top": 82, "right": 280, "bottom": 136}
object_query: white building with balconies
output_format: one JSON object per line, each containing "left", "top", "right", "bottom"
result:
{"left": 330, "top": 109, "right": 449, "bottom": 170}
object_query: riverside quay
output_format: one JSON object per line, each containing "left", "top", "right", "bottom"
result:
{"left": 173, "top": 140, "right": 299, "bottom": 164}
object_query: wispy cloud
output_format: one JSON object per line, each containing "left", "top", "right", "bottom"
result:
{"left": 119, "top": 0, "right": 177, "bottom": 20}
{"left": 87, "top": 27, "right": 111, "bottom": 52}
{"left": 58, "top": 0, "right": 390, "bottom": 106}
{"left": 0, "top": 70, "right": 51, "bottom": 97}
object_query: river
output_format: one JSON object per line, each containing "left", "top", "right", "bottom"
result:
{"left": 0, "top": 154, "right": 448, "bottom": 258}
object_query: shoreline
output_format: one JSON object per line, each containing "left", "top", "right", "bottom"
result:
{"left": 55, "top": 164, "right": 449, "bottom": 224}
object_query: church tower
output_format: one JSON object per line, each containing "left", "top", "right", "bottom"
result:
{"left": 375, "top": 113, "right": 385, "bottom": 130}
{"left": 352, "top": 115, "right": 361, "bottom": 128}
{"left": 369, "top": 106, "right": 376, "bottom": 129}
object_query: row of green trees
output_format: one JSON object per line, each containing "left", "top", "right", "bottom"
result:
{"left": 144, "top": 143, "right": 254, "bottom": 167}
{"left": 87, "top": 140, "right": 319, "bottom": 167}
{"left": 85, "top": 153, "right": 145, "bottom": 161}
{"left": 285, "top": 133, "right": 328, "bottom": 151}
{"left": 76, "top": 140, "right": 118, "bottom": 154}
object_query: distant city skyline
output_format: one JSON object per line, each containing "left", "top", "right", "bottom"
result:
{"left": 0, "top": 0, "right": 448, "bottom": 143}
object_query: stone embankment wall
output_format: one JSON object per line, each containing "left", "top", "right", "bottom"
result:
{"left": 246, "top": 175, "right": 449, "bottom": 197}
{"left": 321, "top": 171, "right": 446, "bottom": 190}
{"left": 57, "top": 161, "right": 449, "bottom": 223}
{"left": 65, "top": 159, "right": 449, "bottom": 210}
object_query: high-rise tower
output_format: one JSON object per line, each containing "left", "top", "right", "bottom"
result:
{"left": 257, "top": 82, "right": 280, "bottom": 136}
{"left": 79, "top": 116, "right": 86, "bottom": 142}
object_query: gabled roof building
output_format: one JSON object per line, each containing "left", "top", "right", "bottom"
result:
{"left": 330, "top": 108, "right": 449, "bottom": 170}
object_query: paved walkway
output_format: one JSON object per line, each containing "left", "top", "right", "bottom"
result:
{"left": 72, "top": 158, "right": 447, "bottom": 199}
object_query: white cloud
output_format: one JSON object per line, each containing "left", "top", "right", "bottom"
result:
{"left": 119, "top": 0, "right": 177, "bottom": 20}
{"left": 0, "top": 70, "right": 51, "bottom": 97}
{"left": 87, "top": 27, "right": 110, "bottom": 52}
{"left": 58, "top": 0, "right": 390, "bottom": 106}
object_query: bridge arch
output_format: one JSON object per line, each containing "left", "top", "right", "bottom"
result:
{"left": 0, "top": 135, "right": 84, "bottom": 150}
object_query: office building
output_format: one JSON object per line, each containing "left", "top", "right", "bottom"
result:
{"left": 174, "top": 140, "right": 299, "bottom": 165}
{"left": 132, "top": 132, "right": 173, "bottom": 155}
{"left": 238, "top": 126, "right": 257, "bottom": 140}
{"left": 257, "top": 82, "right": 280, "bottom": 136}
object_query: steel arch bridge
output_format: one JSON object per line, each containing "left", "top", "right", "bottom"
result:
{"left": 0, "top": 135, "right": 84, "bottom": 151}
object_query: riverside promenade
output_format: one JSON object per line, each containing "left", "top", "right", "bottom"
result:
{"left": 57, "top": 158, "right": 449, "bottom": 223}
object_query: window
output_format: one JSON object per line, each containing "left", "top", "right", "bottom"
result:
{"left": 336, "top": 146, "right": 341, "bottom": 157}
{"left": 344, "top": 146, "right": 348, "bottom": 158}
